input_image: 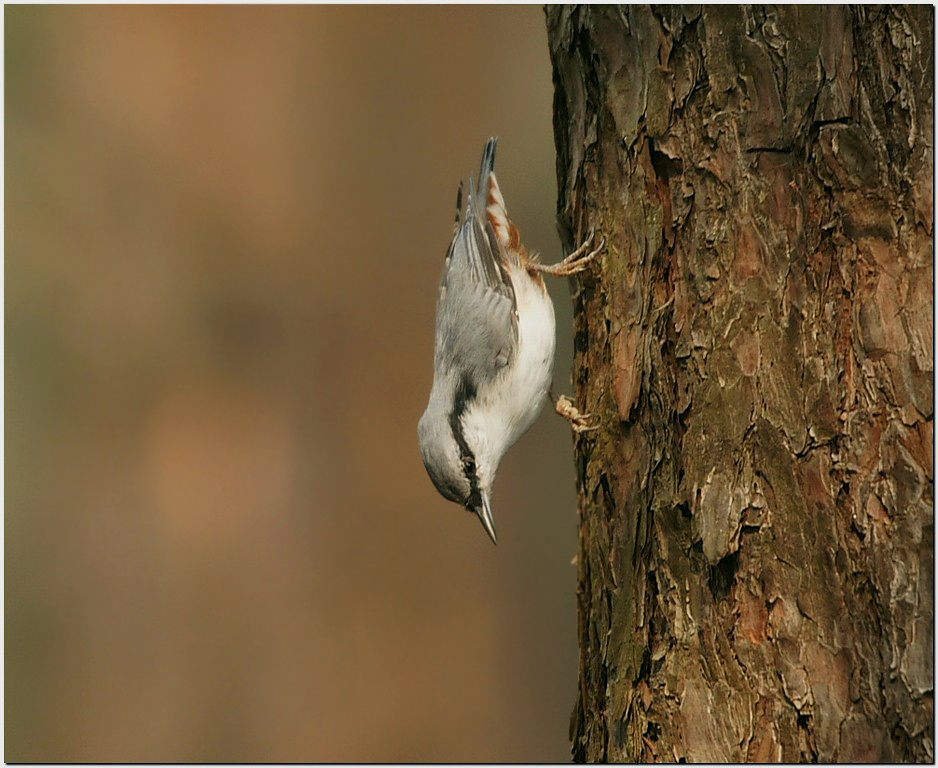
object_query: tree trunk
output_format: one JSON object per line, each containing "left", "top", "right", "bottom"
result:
{"left": 546, "top": 6, "right": 933, "bottom": 762}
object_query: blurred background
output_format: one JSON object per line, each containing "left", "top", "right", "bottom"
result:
{"left": 6, "top": 5, "right": 584, "bottom": 762}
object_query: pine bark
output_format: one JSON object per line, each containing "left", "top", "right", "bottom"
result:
{"left": 546, "top": 6, "right": 933, "bottom": 762}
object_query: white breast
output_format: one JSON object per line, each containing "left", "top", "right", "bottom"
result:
{"left": 462, "top": 264, "right": 556, "bottom": 489}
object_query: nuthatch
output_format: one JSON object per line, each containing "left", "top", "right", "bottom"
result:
{"left": 418, "top": 138, "right": 603, "bottom": 543}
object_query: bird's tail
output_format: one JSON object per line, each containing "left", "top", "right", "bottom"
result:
{"left": 478, "top": 137, "right": 498, "bottom": 192}
{"left": 475, "top": 137, "right": 520, "bottom": 259}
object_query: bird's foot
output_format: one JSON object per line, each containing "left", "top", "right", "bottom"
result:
{"left": 533, "top": 228, "right": 605, "bottom": 278}
{"left": 555, "top": 395, "right": 597, "bottom": 434}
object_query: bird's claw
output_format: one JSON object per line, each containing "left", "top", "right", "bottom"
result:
{"left": 555, "top": 395, "right": 597, "bottom": 434}
{"left": 534, "top": 228, "right": 606, "bottom": 278}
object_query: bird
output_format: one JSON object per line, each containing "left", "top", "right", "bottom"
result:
{"left": 418, "top": 137, "right": 603, "bottom": 544}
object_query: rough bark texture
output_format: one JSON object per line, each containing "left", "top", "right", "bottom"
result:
{"left": 547, "top": 6, "right": 933, "bottom": 762}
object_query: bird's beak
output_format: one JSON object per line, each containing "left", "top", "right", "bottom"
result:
{"left": 473, "top": 493, "right": 498, "bottom": 545}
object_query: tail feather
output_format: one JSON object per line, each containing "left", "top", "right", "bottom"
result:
{"left": 476, "top": 137, "right": 521, "bottom": 258}
{"left": 471, "top": 138, "right": 499, "bottom": 243}
{"left": 448, "top": 138, "right": 522, "bottom": 285}
{"left": 485, "top": 178, "right": 512, "bottom": 252}
{"left": 478, "top": 137, "right": 497, "bottom": 188}
{"left": 452, "top": 180, "right": 463, "bottom": 238}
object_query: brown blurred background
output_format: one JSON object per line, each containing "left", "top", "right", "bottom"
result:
{"left": 6, "top": 5, "right": 584, "bottom": 762}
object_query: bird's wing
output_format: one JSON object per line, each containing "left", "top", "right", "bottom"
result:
{"left": 434, "top": 141, "right": 518, "bottom": 385}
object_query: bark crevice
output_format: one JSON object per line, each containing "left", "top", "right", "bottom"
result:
{"left": 547, "top": 5, "right": 933, "bottom": 762}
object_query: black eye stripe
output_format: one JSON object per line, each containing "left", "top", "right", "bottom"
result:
{"left": 448, "top": 374, "right": 481, "bottom": 507}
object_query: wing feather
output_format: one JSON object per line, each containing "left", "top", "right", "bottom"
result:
{"left": 434, "top": 138, "right": 518, "bottom": 386}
